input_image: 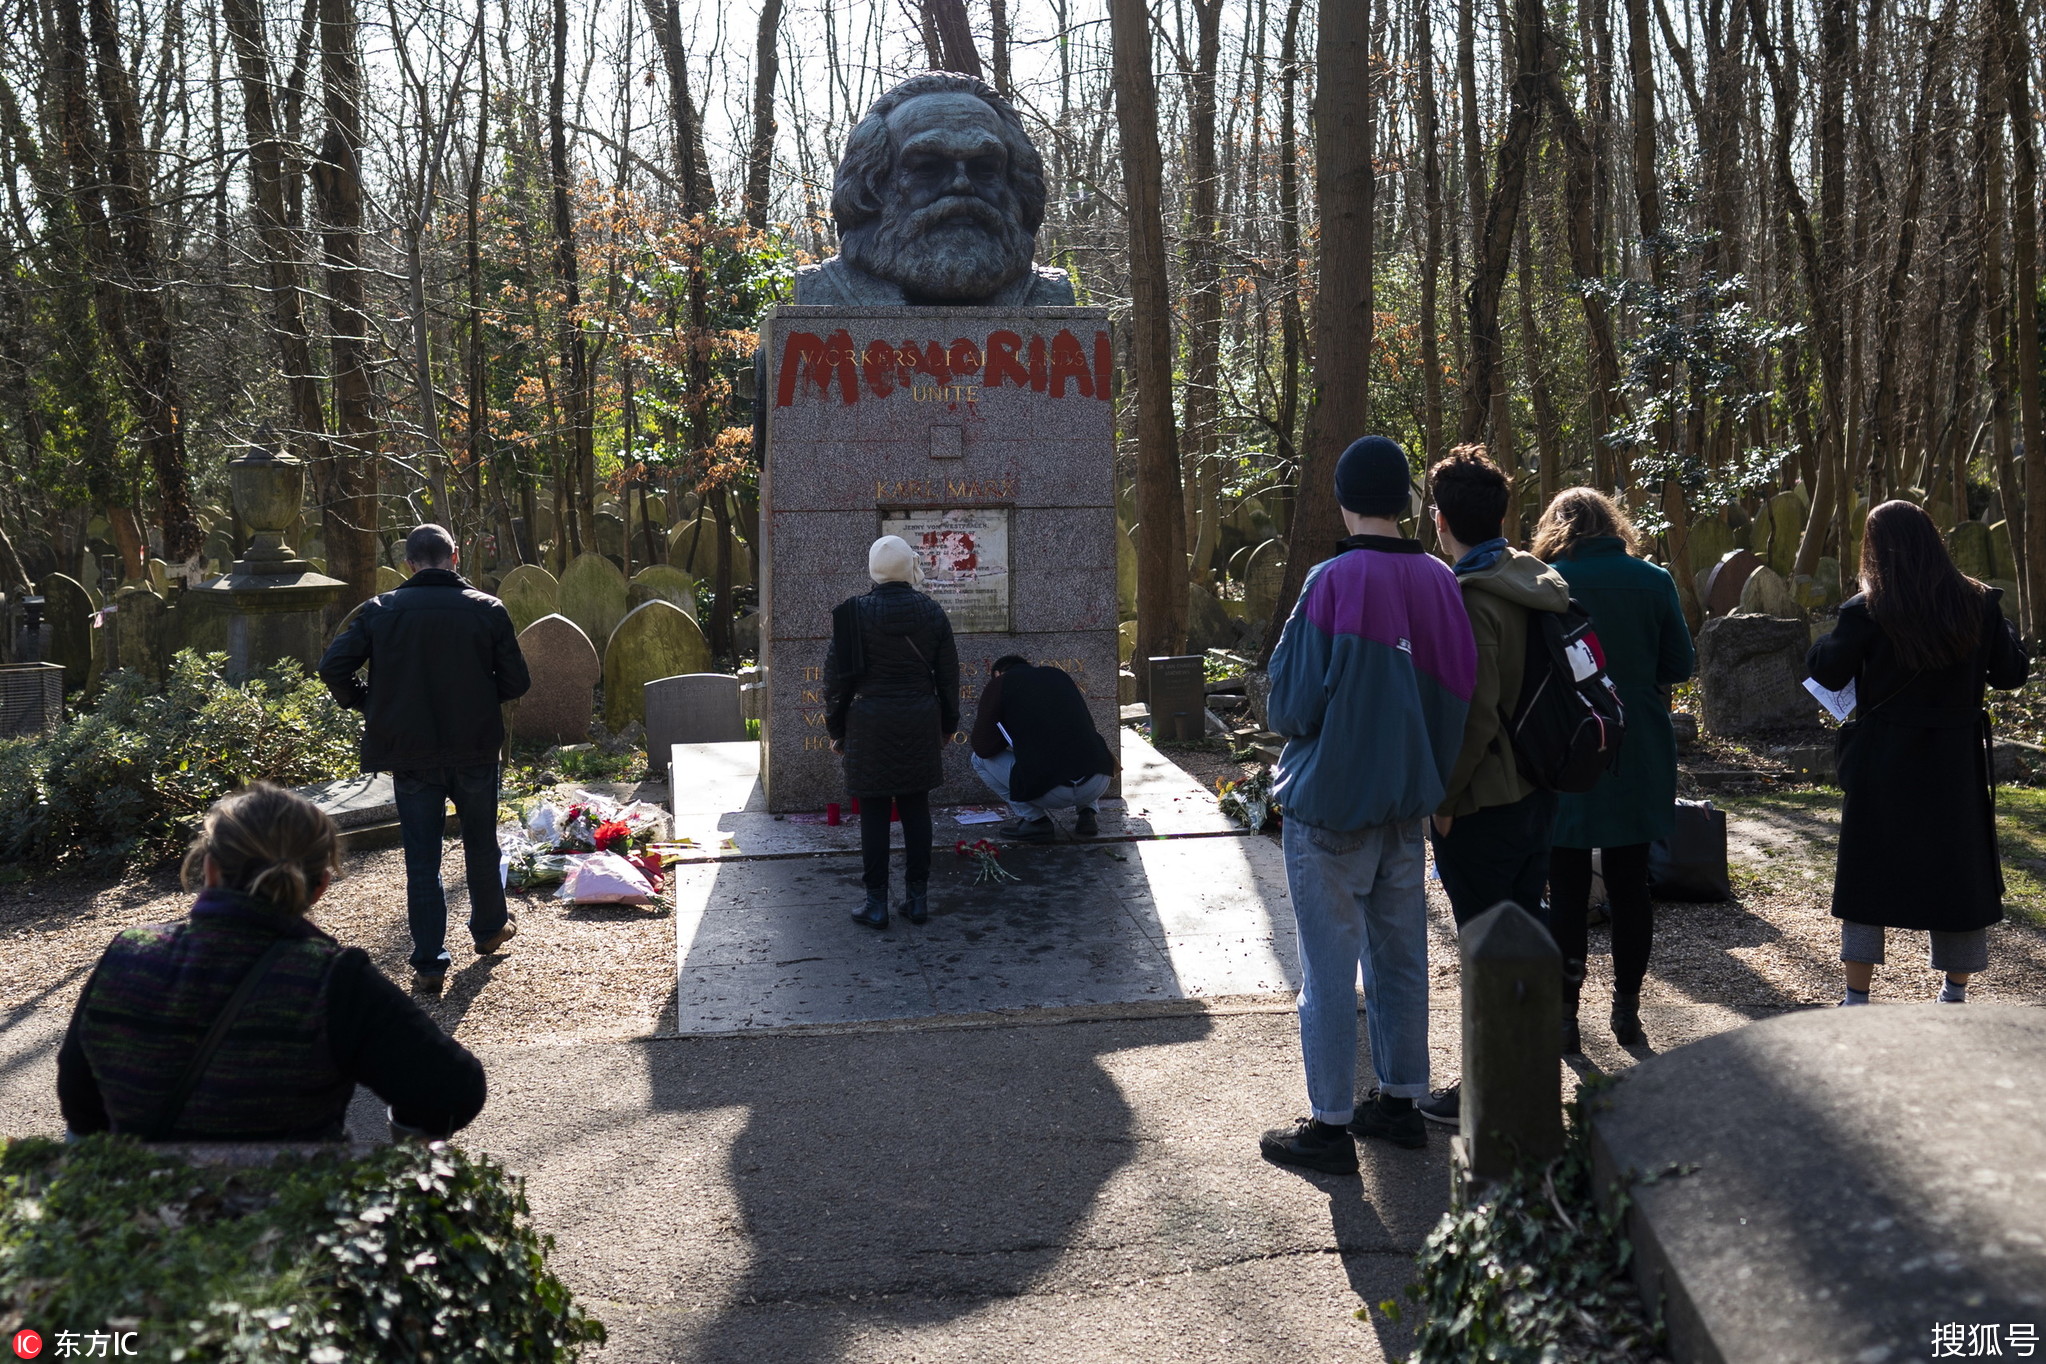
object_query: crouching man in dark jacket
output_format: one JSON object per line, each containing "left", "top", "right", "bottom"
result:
{"left": 318, "top": 525, "right": 531, "bottom": 993}
{"left": 970, "top": 655, "right": 1116, "bottom": 841}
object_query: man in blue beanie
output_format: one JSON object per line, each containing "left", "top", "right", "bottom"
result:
{"left": 1258, "top": 436, "right": 1476, "bottom": 1174}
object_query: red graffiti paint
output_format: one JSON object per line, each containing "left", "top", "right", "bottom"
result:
{"left": 776, "top": 328, "right": 1111, "bottom": 406}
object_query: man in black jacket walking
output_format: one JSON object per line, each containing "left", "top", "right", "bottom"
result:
{"left": 969, "top": 655, "right": 1116, "bottom": 841}
{"left": 318, "top": 525, "right": 531, "bottom": 992}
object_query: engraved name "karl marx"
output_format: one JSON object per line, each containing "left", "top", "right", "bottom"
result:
{"left": 775, "top": 328, "right": 1112, "bottom": 407}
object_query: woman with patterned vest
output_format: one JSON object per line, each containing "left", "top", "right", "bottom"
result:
{"left": 57, "top": 784, "right": 485, "bottom": 1142}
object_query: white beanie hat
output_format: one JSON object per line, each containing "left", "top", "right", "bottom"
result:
{"left": 868, "top": 534, "right": 923, "bottom": 588}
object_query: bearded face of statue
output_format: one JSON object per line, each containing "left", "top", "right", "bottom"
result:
{"left": 838, "top": 92, "right": 1038, "bottom": 303}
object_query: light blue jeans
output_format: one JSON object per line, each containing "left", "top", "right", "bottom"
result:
{"left": 1282, "top": 814, "right": 1432, "bottom": 1123}
{"left": 971, "top": 750, "right": 1111, "bottom": 822}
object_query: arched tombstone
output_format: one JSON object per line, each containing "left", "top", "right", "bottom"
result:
{"left": 644, "top": 672, "right": 746, "bottom": 773}
{"left": 1703, "top": 549, "right": 1762, "bottom": 619}
{"left": 497, "top": 564, "right": 561, "bottom": 636}
{"left": 629, "top": 564, "right": 699, "bottom": 620}
{"left": 1243, "top": 538, "right": 1288, "bottom": 626}
{"left": 602, "top": 600, "right": 713, "bottom": 732}
{"left": 40, "top": 573, "right": 98, "bottom": 692}
{"left": 509, "top": 613, "right": 601, "bottom": 745}
{"left": 559, "top": 552, "right": 629, "bottom": 654}
{"left": 374, "top": 565, "right": 404, "bottom": 594}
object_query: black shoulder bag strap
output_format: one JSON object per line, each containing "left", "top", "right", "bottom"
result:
{"left": 143, "top": 938, "right": 293, "bottom": 1141}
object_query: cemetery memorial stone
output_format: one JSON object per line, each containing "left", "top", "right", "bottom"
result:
{"left": 375, "top": 566, "right": 404, "bottom": 594}
{"left": 509, "top": 614, "right": 601, "bottom": 745}
{"left": 189, "top": 446, "right": 346, "bottom": 681}
{"left": 757, "top": 73, "right": 1114, "bottom": 810}
{"left": 594, "top": 511, "right": 627, "bottom": 561}
{"left": 1459, "top": 901, "right": 1564, "bottom": 1186}
{"left": 1695, "top": 614, "right": 1813, "bottom": 736}
{"left": 1736, "top": 565, "right": 1801, "bottom": 619}
{"left": 1762, "top": 489, "right": 1807, "bottom": 577}
{"left": 1991, "top": 520, "right": 2016, "bottom": 580}
{"left": 558, "top": 552, "right": 630, "bottom": 657}
{"left": 1244, "top": 538, "right": 1287, "bottom": 625}
{"left": 644, "top": 673, "right": 747, "bottom": 773}
{"left": 1685, "top": 515, "right": 1736, "bottom": 575}
{"left": 602, "top": 600, "right": 713, "bottom": 732}
{"left": 628, "top": 565, "right": 699, "bottom": 620}
{"left": 497, "top": 564, "right": 561, "bottom": 635}
{"left": 1147, "top": 655, "right": 1207, "bottom": 743}
{"left": 736, "top": 664, "right": 765, "bottom": 721}
{"left": 1186, "top": 580, "right": 1235, "bottom": 651}
{"left": 109, "top": 585, "right": 171, "bottom": 688}
{"left": 40, "top": 573, "right": 98, "bottom": 692}
{"left": 1947, "top": 521, "right": 1995, "bottom": 581}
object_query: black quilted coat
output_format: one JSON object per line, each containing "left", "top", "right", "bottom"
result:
{"left": 823, "top": 582, "right": 961, "bottom": 796}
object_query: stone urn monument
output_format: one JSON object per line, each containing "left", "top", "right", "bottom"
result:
{"left": 192, "top": 444, "right": 345, "bottom": 680}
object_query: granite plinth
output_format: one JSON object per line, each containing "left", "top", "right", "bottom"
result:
{"left": 1591, "top": 1006, "right": 2046, "bottom": 1364}
{"left": 194, "top": 568, "right": 347, "bottom": 680}
{"left": 758, "top": 305, "right": 1117, "bottom": 812}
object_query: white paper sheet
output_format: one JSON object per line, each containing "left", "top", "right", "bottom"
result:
{"left": 1803, "top": 676, "right": 1858, "bottom": 723}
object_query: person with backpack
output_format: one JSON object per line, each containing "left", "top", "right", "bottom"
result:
{"left": 1415, "top": 449, "right": 1573, "bottom": 1128}
{"left": 1530, "top": 488, "right": 1693, "bottom": 1052}
{"left": 1807, "top": 500, "right": 2027, "bottom": 1006}
{"left": 1258, "top": 435, "right": 1476, "bottom": 1175}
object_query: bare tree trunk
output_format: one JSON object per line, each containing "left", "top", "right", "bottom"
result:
{"left": 1458, "top": 0, "right": 1542, "bottom": 447}
{"left": 646, "top": 0, "right": 713, "bottom": 216}
{"left": 1276, "top": 0, "right": 1305, "bottom": 470}
{"left": 2005, "top": 0, "right": 2046, "bottom": 636}
{"left": 1417, "top": 0, "right": 1445, "bottom": 467}
{"left": 744, "top": 0, "right": 783, "bottom": 229}
{"left": 1263, "top": 0, "right": 1373, "bottom": 656}
{"left": 923, "top": 0, "right": 982, "bottom": 77}
{"left": 312, "top": 0, "right": 378, "bottom": 616}
{"left": 1111, "top": 0, "right": 1187, "bottom": 680}
{"left": 82, "top": 0, "right": 200, "bottom": 564}
{"left": 990, "top": 0, "right": 1011, "bottom": 95}
{"left": 1182, "top": 0, "right": 1224, "bottom": 583}
{"left": 549, "top": 0, "right": 592, "bottom": 558}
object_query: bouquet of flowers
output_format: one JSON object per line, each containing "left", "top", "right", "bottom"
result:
{"left": 504, "top": 789, "right": 674, "bottom": 896}
{"left": 955, "top": 837, "right": 1018, "bottom": 885}
{"left": 1217, "top": 769, "right": 1278, "bottom": 832}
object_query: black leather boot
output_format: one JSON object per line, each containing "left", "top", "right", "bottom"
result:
{"left": 1562, "top": 959, "right": 1584, "bottom": 1054}
{"left": 901, "top": 884, "right": 929, "bottom": 924}
{"left": 851, "top": 891, "right": 889, "bottom": 929}
{"left": 1611, "top": 989, "right": 1645, "bottom": 1045}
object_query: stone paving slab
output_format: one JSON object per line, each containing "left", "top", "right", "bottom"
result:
{"left": 1591, "top": 1005, "right": 2046, "bottom": 1364}
{"left": 668, "top": 732, "right": 1297, "bottom": 1033}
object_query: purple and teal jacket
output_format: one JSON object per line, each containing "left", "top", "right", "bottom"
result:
{"left": 1268, "top": 535, "right": 1477, "bottom": 832}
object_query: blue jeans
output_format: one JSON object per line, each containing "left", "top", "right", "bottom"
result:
{"left": 1282, "top": 815, "right": 1432, "bottom": 1123}
{"left": 971, "top": 750, "right": 1111, "bottom": 821}
{"left": 392, "top": 764, "right": 508, "bottom": 972}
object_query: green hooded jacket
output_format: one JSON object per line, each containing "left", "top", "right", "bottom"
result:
{"left": 1438, "top": 546, "right": 1573, "bottom": 818}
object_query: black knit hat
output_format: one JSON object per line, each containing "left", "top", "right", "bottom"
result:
{"left": 1335, "top": 436, "right": 1413, "bottom": 517}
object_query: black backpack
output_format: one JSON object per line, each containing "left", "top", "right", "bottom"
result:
{"left": 1503, "top": 600, "right": 1627, "bottom": 793}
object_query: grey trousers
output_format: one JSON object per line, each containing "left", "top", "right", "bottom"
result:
{"left": 1840, "top": 920, "right": 1989, "bottom": 974}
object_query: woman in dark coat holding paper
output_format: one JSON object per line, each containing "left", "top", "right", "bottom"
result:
{"left": 1531, "top": 489, "right": 1695, "bottom": 1052}
{"left": 825, "top": 535, "right": 961, "bottom": 929}
{"left": 1808, "top": 501, "right": 2028, "bottom": 1006}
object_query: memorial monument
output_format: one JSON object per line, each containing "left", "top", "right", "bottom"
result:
{"left": 759, "top": 72, "right": 1116, "bottom": 811}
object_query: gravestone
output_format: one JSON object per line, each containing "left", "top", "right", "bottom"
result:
{"left": 41, "top": 573, "right": 98, "bottom": 692}
{"left": 732, "top": 609, "right": 760, "bottom": 656}
{"left": 496, "top": 564, "right": 560, "bottom": 635}
{"left": 177, "top": 583, "right": 230, "bottom": 657}
{"left": 644, "top": 673, "right": 747, "bottom": 773}
{"left": 758, "top": 305, "right": 1119, "bottom": 810}
{"left": 108, "top": 585, "right": 170, "bottom": 687}
{"left": 1948, "top": 521, "right": 1995, "bottom": 581}
{"left": 1686, "top": 515, "right": 1736, "bottom": 576}
{"left": 1703, "top": 548, "right": 1761, "bottom": 617}
{"left": 1460, "top": 901, "right": 1564, "bottom": 1186}
{"left": 1147, "top": 654, "right": 1206, "bottom": 743}
{"left": 509, "top": 614, "right": 600, "bottom": 745}
{"left": 1991, "top": 520, "right": 2016, "bottom": 581}
{"left": 1761, "top": 490, "right": 1807, "bottom": 577}
{"left": 374, "top": 566, "right": 403, "bottom": 594}
{"left": 1186, "top": 580, "right": 1235, "bottom": 651}
{"left": 670, "top": 516, "right": 753, "bottom": 588}
{"left": 1736, "top": 565, "right": 1801, "bottom": 619}
{"left": 1243, "top": 538, "right": 1287, "bottom": 626}
{"left": 558, "top": 552, "right": 629, "bottom": 654}
{"left": 602, "top": 600, "right": 712, "bottom": 731}
{"left": 1118, "top": 618, "right": 1136, "bottom": 664}
{"left": 1696, "top": 614, "right": 1812, "bottom": 735}
{"left": 594, "top": 511, "right": 627, "bottom": 562}
{"left": 145, "top": 558, "right": 169, "bottom": 594}
{"left": 736, "top": 664, "right": 765, "bottom": 721}
{"left": 628, "top": 564, "right": 699, "bottom": 620}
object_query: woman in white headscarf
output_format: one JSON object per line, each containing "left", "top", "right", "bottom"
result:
{"left": 823, "top": 536, "right": 961, "bottom": 928}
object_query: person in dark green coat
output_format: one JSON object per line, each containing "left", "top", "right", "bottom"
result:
{"left": 1531, "top": 489, "right": 1695, "bottom": 1051}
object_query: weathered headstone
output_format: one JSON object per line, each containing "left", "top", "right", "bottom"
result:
{"left": 177, "top": 583, "right": 230, "bottom": 657}
{"left": 40, "top": 573, "right": 97, "bottom": 692}
{"left": 1991, "top": 520, "right": 2017, "bottom": 581}
{"left": 602, "top": 600, "right": 712, "bottom": 731}
{"left": 1948, "top": 521, "right": 1995, "bottom": 581}
{"left": 732, "top": 610, "right": 760, "bottom": 656}
{"left": 1762, "top": 490, "right": 1807, "bottom": 576}
{"left": 1118, "top": 618, "right": 1137, "bottom": 664}
{"left": 1703, "top": 548, "right": 1761, "bottom": 618}
{"left": 509, "top": 614, "right": 600, "bottom": 745}
{"left": 1736, "top": 565, "right": 1801, "bottom": 618}
{"left": 496, "top": 564, "right": 560, "bottom": 635}
{"left": 1243, "top": 538, "right": 1287, "bottom": 626}
{"left": 645, "top": 673, "right": 747, "bottom": 772}
{"left": 1147, "top": 654, "right": 1207, "bottom": 743}
{"left": 1459, "top": 901, "right": 1564, "bottom": 1187}
{"left": 1686, "top": 516, "right": 1736, "bottom": 576}
{"left": 108, "top": 585, "right": 170, "bottom": 687}
{"left": 374, "top": 565, "right": 404, "bottom": 594}
{"left": 594, "top": 511, "right": 627, "bottom": 562}
{"left": 1696, "top": 614, "right": 1812, "bottom": 735}
{"left": 558, "top": 552, "right": 629, "bottom": 653}
{"left": 736, "top": 664, "right": 765, "bottom": 721}
{"left": 627, "top": 564, "right": 699, "bottom": 620}
{"left": 1186, "top": 580, "right": 1235, "bottom": 651}
{"left": 670, "top": 516, "right": 753, "bottom": 588}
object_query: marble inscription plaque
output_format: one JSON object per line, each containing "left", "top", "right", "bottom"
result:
{"left": 879, "top": 507, "right": 1012, "bottom": 634}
